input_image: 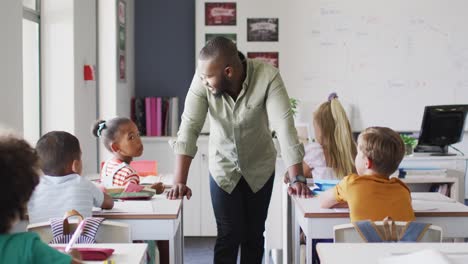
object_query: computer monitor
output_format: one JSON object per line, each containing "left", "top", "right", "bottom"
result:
{"left": 415, "top": 105, "right": 468, "bottom": 155}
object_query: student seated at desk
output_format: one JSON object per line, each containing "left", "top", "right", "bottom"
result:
{"left": 302, "top": 93, "right": 357, "bottom": 180}
{"left": 28, "top": 131, "right": 114, "bottom": 224}
{"left": 93, "top": 118, "right": 166, "bottom": 264}
{"left": 320, "top": 126, "right": 415, "bottom": 222}
{"left": 0, "top": 134, "right": 82, "bottom": 264}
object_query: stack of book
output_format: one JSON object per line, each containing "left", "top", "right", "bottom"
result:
{"left": 398, "top": 168, "right": 447, "bottom": 178}
{"left": 131, "top": 97, "right": 179, "bottom": 137}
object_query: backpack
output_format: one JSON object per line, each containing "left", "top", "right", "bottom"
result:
{"left": 353, "top": 217, "right": 431, "bottom": 242}
{"left": 49, "top": 209, "right": 105, "bottom": 244}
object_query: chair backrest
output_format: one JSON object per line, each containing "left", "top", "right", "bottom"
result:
{"left": 100, "top": 160, "right": 157, "bottom": 176}
{"left": 27, "top": 220, "right": 131, "bottom": 243}
{"left": 334, "top": 221, "right": 443, "bottom": 243}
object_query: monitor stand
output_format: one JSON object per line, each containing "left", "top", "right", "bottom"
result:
{"left": 415, "top": 145, "right": 455, "bottom": 156}
{"left": 430, "top": 152, "right": 456, "bottom": 156}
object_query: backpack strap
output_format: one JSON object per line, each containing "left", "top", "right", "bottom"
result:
{"left": 352, "top": 221, "right": 385, "bottom": 242}
{"left": 399, "top": 222, "right": 431, "bottom": 242}
{"left": 80, "top": 217, "right": 105, "bottom": 242}
{"left": 50, "top": 218, "right": 66, "bottom": 239}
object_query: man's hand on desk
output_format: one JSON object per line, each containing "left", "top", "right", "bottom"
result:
{"left": 166, "top": 183, "right": 192, "bottom": 200}
{"left": 288, "top": 182, "right": 312, "bottom": 198}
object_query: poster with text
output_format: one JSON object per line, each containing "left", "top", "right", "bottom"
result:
{"left": 206, "top": 33, "right": 237, "bottom": 44}
{"left": 205, "top": 2, "right": 236, "bottom": 26}
{"left": 247, "top": 18, "right": 279, "bottom": 42}
{"left": 117, "top": 0, "right": 126, "bottom": 82}
{"left": 118, "top": 0, "right": 126, "bottom": 25}
{"left": 247, "top": 52, "right": 279, "bottom": 68}
{"left": 119, "top": 53, "right": 126, "bottom": 80}
{"left": 119, "top": 25, "right": 126, "bottom": 51}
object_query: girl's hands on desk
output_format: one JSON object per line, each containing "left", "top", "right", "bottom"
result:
{"left": 167, "top": 183, "right": 192, "bottom": 200}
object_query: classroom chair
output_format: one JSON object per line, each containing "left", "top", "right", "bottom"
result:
{"left": 333, "top": 221, "right": 443, "bottom": 243}
{"left": 27, "top": 220, "right": 132, "bottom": 243}
{"left": 100, "top": 160, "right": 158, "bottom": 176}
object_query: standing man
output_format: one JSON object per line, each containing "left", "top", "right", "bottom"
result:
{"left": 167, "top": 37, "right": 310, "bottom": 264}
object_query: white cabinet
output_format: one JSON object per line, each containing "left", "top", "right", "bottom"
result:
{"left": 400, "top": 155, "right": 467, "bottom": 202}
{"left": 139, "top": 136, "right": 216, "bottom": 237}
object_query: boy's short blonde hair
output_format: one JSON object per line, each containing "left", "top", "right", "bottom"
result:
{"left": 358, "top": 127, "right": 405, "bottom": 176}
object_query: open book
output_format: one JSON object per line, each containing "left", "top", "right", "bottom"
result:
{"left": 309, "top": 179, "right": 339, "bottom": 195}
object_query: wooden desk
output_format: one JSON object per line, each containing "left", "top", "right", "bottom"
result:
{"left": 53, "top": 243, "right": 148, "bottom": 264}
{"left": 293, "top": 192, "right": 468, "bottom": 264}
{"left": 317, "top": 243, "right": 468, "bottom": 264}
{"left": 93, "top": 195, "right": 183, "bottom": 264}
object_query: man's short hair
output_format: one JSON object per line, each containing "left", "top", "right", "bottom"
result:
{"left": 36, "top": 131, "right": 81, "bottom": 176}
{"left": 199, "top": 36, "right": 238, "bottom": 61}
{"left": 358, "top": 127, "right": 405, "bottom": 176}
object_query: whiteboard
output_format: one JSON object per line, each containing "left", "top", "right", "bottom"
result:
{"left": 195, "top": 0, "right": 468, "bottom": 131}
{"left": 301, "top": 0, "right": 468, "bottom": 131}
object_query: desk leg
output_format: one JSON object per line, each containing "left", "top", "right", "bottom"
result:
{"left": 169, "top": 236, "right": 175, "bottom": 264}
{"left": 264, "top": 236, "right": 270, "bottom": 264}
{"left": 169, "top": 212, "right": 183, "bottom": 264}
{"left": 294, "top": 210, "right": 300, "bottom": 264}
{"left": 306, "top": 237, "right": 313, "bottom": 264}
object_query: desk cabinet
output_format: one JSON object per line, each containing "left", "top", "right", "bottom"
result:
{"left": 399, "top": 155, "right": 467, "bottom": 202}
{"left": 139, "top": 136, "right": 216, "bottom": 236}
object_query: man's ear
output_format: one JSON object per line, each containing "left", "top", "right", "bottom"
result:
{"left": 224, "top": 65, "right": 234, "bottom": 79}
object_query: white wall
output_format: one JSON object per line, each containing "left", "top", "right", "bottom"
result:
{"left": 0, "top": 0, "right": 23, "bottom": 132}
{"left": 42, "top": 0, "right": 98, "bottom": 174}
{"left": 74, "top": 0, "right": 99, "bottom": 174}
{"left": 98, "top": 0, "right": 135, "bottom": 162}
{"left": 196, "top": 0, "right": 468, "bottom": 155}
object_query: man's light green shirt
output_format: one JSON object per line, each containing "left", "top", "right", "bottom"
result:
{"left": 172, "top": 57, "right": 304, "bottom": 193}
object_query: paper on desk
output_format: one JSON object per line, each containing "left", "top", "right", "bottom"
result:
{"left": 379, "top": 249, "right": 452, "bottom": 264}
{"left": 333, "top": 208, "right": 349, "bottom": 212}
{"left": 411, "top": 201, "right": 439, "bottom": 211}
{"left": 140, "top": 174, "right": 173, "bottom": 186}
{"left": 94, "top": 200, "right": 154, "bottom": 213}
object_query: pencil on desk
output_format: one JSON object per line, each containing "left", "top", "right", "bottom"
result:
{"left": 102, "top": 260, "right": 115, "bottom": 264}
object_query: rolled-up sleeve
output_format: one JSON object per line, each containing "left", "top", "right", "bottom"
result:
{"left": 266, "top": 72, "right": 304, "bottom": 167}
{"left": 171, "top": 72, "right": 208, "bottom": 157}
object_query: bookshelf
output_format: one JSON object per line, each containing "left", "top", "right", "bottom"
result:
{"left": 400, "top": 176, "right": 459, "bottom": 201}
{"left": 399, "top": 156, "right": 467, "bottom": 203}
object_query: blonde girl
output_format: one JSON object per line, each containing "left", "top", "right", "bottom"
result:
{"left": 303, "top": 93, "right": 357, "bottom": 179}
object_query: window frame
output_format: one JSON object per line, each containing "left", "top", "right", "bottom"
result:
{"left": 22, "top": 0, "right": 42, "bottom": 137}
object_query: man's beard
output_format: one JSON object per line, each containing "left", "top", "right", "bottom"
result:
{"left": 213, "top": 76, "right": 232, "bottom": 98}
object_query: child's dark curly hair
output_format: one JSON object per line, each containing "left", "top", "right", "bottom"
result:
{"left": 0, "top": 135, "right": 40, "bottom": 233}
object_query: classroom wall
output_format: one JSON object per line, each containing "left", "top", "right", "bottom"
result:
{"left": 41, "top": 0, "right": 98, "bottom": 174}
{"left": 0, "top": 0, "right": 23, "bottom": 132}
{"left": 98, "top": 0, "right": 136, "bottom": 163}
{"left": 134, "top": 0, "right": 195, "bottom": 118}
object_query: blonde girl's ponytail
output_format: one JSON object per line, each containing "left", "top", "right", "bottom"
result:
{"left": 330, "top": 97, "right": 357, "bottom": 177}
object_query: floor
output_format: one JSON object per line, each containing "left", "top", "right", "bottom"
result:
{"left": 184, "top": 237, "right": 215, "bottom": 264}
{"left": 184, "top": 237, "right": 269, "bottom": 264}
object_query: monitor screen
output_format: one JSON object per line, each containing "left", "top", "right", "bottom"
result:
{"left": 418, "top": 105, "right": 468, "bottom": 147}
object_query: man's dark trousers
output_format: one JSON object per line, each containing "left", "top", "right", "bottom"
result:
{"left": 210, "top": 173, "right": 274, "bottom": 264}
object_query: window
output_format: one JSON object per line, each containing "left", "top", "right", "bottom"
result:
{"left": 22, "top": 0, "right": 41, "bottom": 144}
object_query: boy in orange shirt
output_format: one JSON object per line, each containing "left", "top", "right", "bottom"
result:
{"left": 320, "top": 126, "right": 415, "bottom": 222}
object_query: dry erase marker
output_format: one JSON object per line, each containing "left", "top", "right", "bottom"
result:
{"left": 64, "top": 220, "right": 86, "bottom": 253}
